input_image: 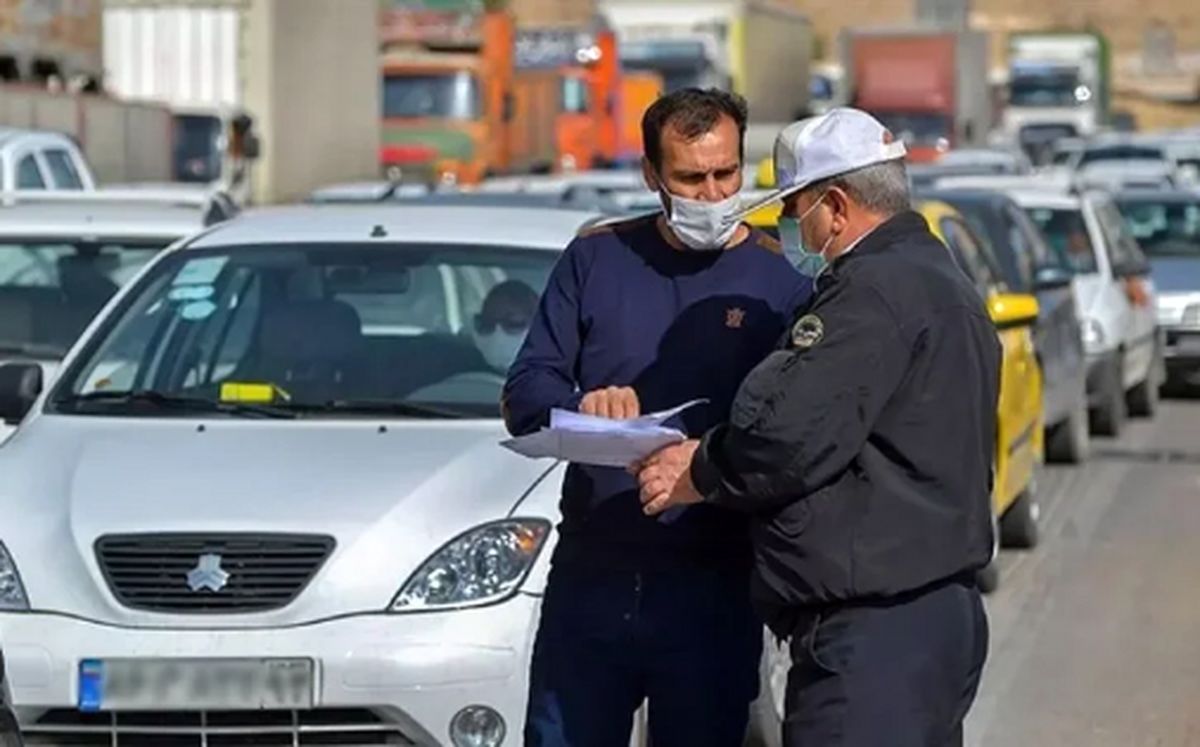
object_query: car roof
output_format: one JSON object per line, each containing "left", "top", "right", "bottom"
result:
{"left": 918, "top": 188, "right": 1012, "bottom": 209}
{"left": 0, "top": 127, "right": 76, "bottom": 150}
{"left": 0, "top": 196, "right": 214, "bottom": 240}
{"left": 930, "top": 174, "right": 1073, "bottom": 193}
{"left": 1002, "top": 189, "right": 1083, "bottom": 209}
{"left": 1113, "top": 189, "right": 1200, "bottom": 203}
{"left": 187, "top": 205, "right": 605, "bottom": 251}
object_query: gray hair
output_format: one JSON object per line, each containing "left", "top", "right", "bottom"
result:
{"left": 806, "top": 159, "right": 911, "bottom": 216}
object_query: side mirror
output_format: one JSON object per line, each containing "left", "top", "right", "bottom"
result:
{"left": 1033, "top": 264, "right": 1074, "bottom": 290}
{"left": 0, "top": 363, "right": 43, "bottom": 425}
{"left": 990, "top": 293, "right": 1040, "bottom": 329}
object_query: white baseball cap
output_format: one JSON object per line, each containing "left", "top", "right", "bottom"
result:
{"left": 738, "top": 107, "right": 907, "bottom": 217}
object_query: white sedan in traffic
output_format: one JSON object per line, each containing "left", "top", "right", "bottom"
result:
{"left": 0, "top": 205, "right": 604, "bottom": 746}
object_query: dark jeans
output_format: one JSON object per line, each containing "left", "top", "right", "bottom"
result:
{"left": 525, "top": 562, "right": 762, "bottom": 747}
{"left": 783, "top": 578, "right": 988, "bottom": 747}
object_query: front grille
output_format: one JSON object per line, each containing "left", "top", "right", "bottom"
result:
{"left": 95, "top": 534, "right": 335, "bottom": 614}
{"left": 24, "top": 708, "right": 415, "bottom": 746}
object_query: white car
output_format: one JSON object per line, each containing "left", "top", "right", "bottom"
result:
{"left": 0, "top": 205, "right": 607, "bottom": 747}
{"left": 1011, "top": 189, "right": 1162, "bottom": 435}
{"left": 0, "top": 191, "right": 235, "bottom": 442}
{"left": 0, "top": 129, "right": 96, "bottom": 192}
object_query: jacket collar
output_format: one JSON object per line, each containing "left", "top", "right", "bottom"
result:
{"left": 815, "top": 211, "right": 931, "bottom": 292}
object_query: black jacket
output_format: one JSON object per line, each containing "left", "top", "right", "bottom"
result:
{"left": 690, "top": 211, "right": 1001, "bottom": 628}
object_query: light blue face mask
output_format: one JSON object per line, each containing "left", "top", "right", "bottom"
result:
{"left": 778, "top": 193, "right": 834, "bottom": 277}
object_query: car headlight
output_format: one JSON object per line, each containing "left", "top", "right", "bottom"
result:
{"left": 1081, "top": 318, "right": 1106, "bottom": 349}
{"left": 0, "top": 542, "right": 29, "bottom": 611}
{"left": 1183, "top": 304, "right": 1200, "bottom": 326}
{"left": 391, "top": 519, "right": 550, "bottom": 612}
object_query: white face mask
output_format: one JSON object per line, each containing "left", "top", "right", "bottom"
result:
{"left": 474, "top": 329, "right": 526, "bottom": 373}
{"left": 662, "top": 189, "right": 743, "bottom": 251}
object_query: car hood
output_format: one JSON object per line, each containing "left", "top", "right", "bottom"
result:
{"left": 1149, "top": 257, "right": 1200, "bottom": 294}
{"left": 0, "top": 415, "right": 558, "bottom": 627}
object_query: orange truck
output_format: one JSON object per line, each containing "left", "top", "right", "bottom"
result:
{"left": 842, "top": 27, "right": 992, "bottom": 163}
{"left": 617, "top": 70, "right": 664, "bottom": 165}
{"left": 380, "top": 8, "right": 559, "bottom": 186}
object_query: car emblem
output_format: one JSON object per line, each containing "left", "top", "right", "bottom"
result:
{"left": 186, "top": 553, "right": 230, "bottom": 593}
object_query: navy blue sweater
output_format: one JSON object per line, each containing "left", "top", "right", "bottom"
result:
{"left": 503, "top": 214, "right": 811, "bottom": 570}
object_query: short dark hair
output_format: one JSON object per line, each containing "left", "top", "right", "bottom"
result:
{"left": 641, "top": 88, "right": 749, "bottom": 172}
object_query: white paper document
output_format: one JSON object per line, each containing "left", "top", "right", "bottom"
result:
{"left": 502, "top": 400, "right": 705, "bottom": 468}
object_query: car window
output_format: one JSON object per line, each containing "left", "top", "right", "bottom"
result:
{"left": 16, "top": 155, "right": 46, "bottom": 189}
{"left": 940, "top": 216, "right": 1003, "bottom": 297}
{"left": 43, "top": 149, "right": 85, "bottom": 189}
{"left": 0, "top": 242, "right": 163, "bottom": 356}
{"left": 1024, "top": 207, "right": 1099, "bottom": 275}
{"left": 560, "top": 75, "right": 590, "bottom": 115}
{"left": 56, "top": 243, "right": 558, "bottom": 418}
{"left": 1116, "top": 198, "right": 1200, "bottom": 257}
{"left": 1094, "top": 199, "right": 1148, "bottom": 274}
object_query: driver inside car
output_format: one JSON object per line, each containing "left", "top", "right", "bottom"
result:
{"left": 407, "top": 279, "right": 538, "bottom": 407}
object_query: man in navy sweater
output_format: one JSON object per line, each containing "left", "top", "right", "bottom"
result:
{"left": 503, "top": 89, "right": 811, "bottom": 746}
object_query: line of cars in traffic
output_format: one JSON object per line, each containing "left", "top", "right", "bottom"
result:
{"left": 0, "top": 128, "right": 1197, "bottom": 745}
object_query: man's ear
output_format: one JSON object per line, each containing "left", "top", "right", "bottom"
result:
{"left": 641, "top": 157, "right": 660, "bottom": 192}
{"left": 827, "top": 186, "right": 852, "bottom": 232}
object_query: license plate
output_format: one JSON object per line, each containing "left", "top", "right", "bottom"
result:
{"left": 78, "top": 658, "right": 314, "bottom": 712}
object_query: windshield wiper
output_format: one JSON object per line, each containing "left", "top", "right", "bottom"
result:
{"left": 57, "top": 390, "right": 297, "bottom": 419}
{"left": 288, "top": 399, "right": 465, "bottom": 420}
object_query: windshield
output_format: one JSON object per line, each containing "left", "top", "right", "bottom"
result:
{"left": 0, "top": 242, "right": 162, "bottom": 358}
{"left": 382, "top": 72, "right": 481, "bottom": 119}
{"left": 53, "top": 243, "right": 556, "bottom": 418}
{"left": 1024, "top": 207, "right": 1099, "bottom": 274}
{"left": 1115, "top": 198, "right": 1200, "bottom": 257}
{"left": 1079, "top": 146, "right": 1166, "bottom": 167}
{"left": 871, "top": 112, "right": 952, "bottom": 146}
{"left": 1010, "top": 69, "right": 1087, "bottom": 107}
{"left": 173, "top": 115, "right": 224, "bottom": 183}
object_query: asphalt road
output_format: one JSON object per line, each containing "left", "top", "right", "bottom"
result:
{"left": 966, "top": 397, "right": 1200, "bottom": 747}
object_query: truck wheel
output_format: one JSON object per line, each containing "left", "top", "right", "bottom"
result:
{"left": 1046, "top": 400, "right": 1090, "bottom": 464}
{"left": 999, "top": 488, "right": 1040, "bottom": 549}
{"left": 1090, "top": 358, "right": 1126, "bottom": 437}
{"left": 744, "top": 629, "right": 787, "bottom": 747}
{"left": 1127, "top": 350, "right": 1162, "bottom": 418}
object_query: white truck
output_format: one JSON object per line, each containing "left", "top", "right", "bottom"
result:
{"left": 1004, "top": 32, "right": 1112, "bottom": 162}
{"left": 598, "top": 0, "right": 812, "bottom": 125}
{"left": 102, "top": 0, "right": 260, "bottom": 203}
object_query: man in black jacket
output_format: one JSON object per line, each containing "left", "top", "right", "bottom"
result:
{"left": 636, "top": 108, "right": 1001, "bottom": 746}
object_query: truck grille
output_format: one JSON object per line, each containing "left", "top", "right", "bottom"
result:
{"left": 95, "top": 534, "right": 335, "bottom": 614}
{"left": 23, "top": 708, "right": 416, "bottom": 746}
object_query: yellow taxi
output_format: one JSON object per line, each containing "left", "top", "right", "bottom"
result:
{"left": 738, "top": 162, "right": 1044, "bottom": 591}
{"left": 918, "top": 200, "right": 1045, "bottom": 591}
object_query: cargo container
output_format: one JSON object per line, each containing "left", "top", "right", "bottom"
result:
{"left": 600, "top": 0, "right": 811, "bottom": 124}
{"left": 842, "top": 27, "right": 991, "bottom": 163}
{"left": 100, "top": 2, "right": 260, "bottom": 199}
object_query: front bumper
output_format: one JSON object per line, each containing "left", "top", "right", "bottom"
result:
{"left": 0, "top": 594, "right": 541, "bottom": 746}
{"left": 1163, "top": 327, "right": 1200, "bottom": 367}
